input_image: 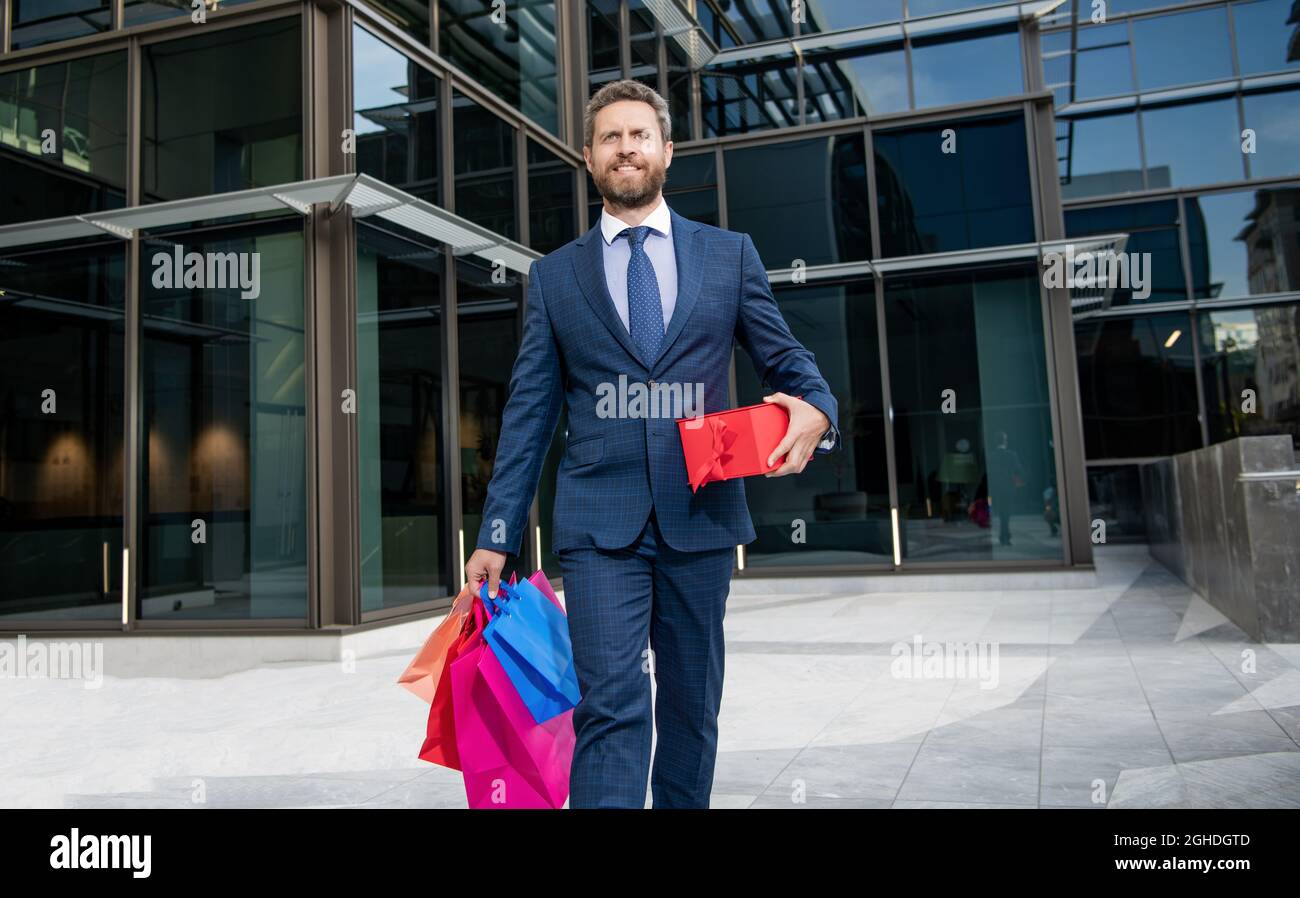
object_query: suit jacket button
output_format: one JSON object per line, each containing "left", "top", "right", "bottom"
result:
{"left": 648, "top": 380, "right": 657, "bottom": 388}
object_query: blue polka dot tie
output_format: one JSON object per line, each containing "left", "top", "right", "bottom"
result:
{"left": 618, "top": 225, "right": 664, "bottom": 365}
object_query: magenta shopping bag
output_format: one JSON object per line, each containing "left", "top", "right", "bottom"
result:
{"left": 449, "top": 595, "right": 574, "bottom": 809}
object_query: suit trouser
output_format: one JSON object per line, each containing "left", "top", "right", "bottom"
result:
{"left": 557, "top": 508, "right": 735, "bottom": 808}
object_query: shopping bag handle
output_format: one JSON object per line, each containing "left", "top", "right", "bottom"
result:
{"left": 478, "top": 579, "right": 516, "bottom": 618}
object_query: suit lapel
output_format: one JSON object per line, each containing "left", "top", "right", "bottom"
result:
{"left": 570, "top": 204, "right": 707, "bottom": 372}
{"left": 572, "top": 220, "right": 646, "bottom": 367}
{"left": 650, "top": 208, "right": 704, "bottom": 371}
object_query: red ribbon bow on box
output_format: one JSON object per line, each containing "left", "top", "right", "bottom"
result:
{"left": 688, "top": 417, "right": 740, "bottom": 493}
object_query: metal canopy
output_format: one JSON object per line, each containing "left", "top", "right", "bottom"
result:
{"left": 0, "top": 173, "right": 542, "bottom": 275}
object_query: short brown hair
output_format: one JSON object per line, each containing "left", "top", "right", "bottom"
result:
{"left": 583, "top": 79, "right": 672, "bottom": 148}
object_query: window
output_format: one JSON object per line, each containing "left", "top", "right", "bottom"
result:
{"left": 353, "top": 27, "right": 442, "bottom": 204}
{"left": 726, "top": 133, "right": 870, "bottom": 267}
{"left": 1242, "top": 89, "right": 1300, "bottom": 181}
{"left": 874, "top": 113, "right": 1035, "bottom": 257}
{"left": 139, "top": 218, "right": 308, "bottom": 619}
{"left": 664, "top": 152, "right": 719, "bottom": 228}
{"left": 0, "top": 52, "right": 128, "bottom": 225}
{"left": 364, "top": 0, "right": 431, "bottom": 46}
{"left": 439, "top": 0, "right": 559, "bottom": 136}
{"left": 1131, "top": 7, "right": 1233, "bottom": 91}
{"left": 1074, "top": 312, "right": 1203, "bottom": 458}
{"left": 735, "top": 278, "right": 893, "bottom": 566}
{"left": 527, "top": 139, "right": 577, "bottom": 255}
{"left": 0, "top": 238, "right": 125, "bottom": 619}
{"left": 1141, "top": 98, "right": 1244, "bottom": 189}
{"left": 1185, "top": 187, "right": 1300, "bottom": 300}
{"left": 1200, "top": 303, "right": 1300, "bottom": 448}
{"left": 1058, "top": 113, "right": 1144, "bottom": 199}
{"left": 803, "top": 41, "right": 909, "bottom": 120}
{"left": 356, "top": 221, "right": 448, "bottom": 610}
{"left": 909, "top": 26, "right": 1023, "bottom": 109}
{"left": 453, "top": 90, "right": 518, "bottom": 240}
{"left": 124, "top": 0, "right": 258, "bottom": 27}
{"left": 10, "top": 0, "right": 111, "bottom": 50}
{"left": 886, "top": 266, "right": 1062, "bottom": 562}
{"left": 800, "top": 0, "right": 902, "bottom": 32}
{"left": 1232, "top": 0, "right": 1300, "bottom": 77}
{"left": 142, "top": 19, "right": 303, "bottom": 203}
{"left": 701, "top": 54, "right": 801, "bottom": 137}
{"left": 1066, "top": 200, "right": 1188, "bottom": 305}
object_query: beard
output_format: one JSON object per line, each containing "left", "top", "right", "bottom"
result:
{"left": 592, "top": 158, "right": 667, "bottom": 210}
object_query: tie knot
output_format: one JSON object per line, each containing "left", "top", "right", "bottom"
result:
{"left": 618, "top": 225, "right": 652, "bottom": 249}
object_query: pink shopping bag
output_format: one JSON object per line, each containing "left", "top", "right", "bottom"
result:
{"left": 450, "top": 594, "right": 574, "bottom": 809}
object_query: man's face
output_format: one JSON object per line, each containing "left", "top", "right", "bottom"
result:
{"left": 584, "top": 99, "right": 673, "bottom": 210}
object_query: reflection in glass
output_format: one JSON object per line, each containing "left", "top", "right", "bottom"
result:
{"left": 0, "top": 239, "right": 124, "bottom": 619}
{"left": 139, "top": 219, "right": 307, "bottom": 620}
{"left": 1132, "top": 7, "right": 1233, "bottom": 90}
{"left": 1065, "top": 200, "right": 1188, "bottom": 304}
{"left": 910, "top": 27, "right": 1022, "bottom": 109}
{"left": 124, "top": 0, "right": 257, "bottom": 26}
{"left": 666, "top": 39, "right": 695, "bottom": 142}
{"left": 142, "top": 18, "right": 302, "bottom": 203}
{"left": 10, "top": 0, "right": 111, "bottom": 49}
{"left": 886, "top": 266, "right": 1062, "bottom": 562}
{"left": 726, "top": 133, "right": 869, "bottom": 267}
{"left": 803, "top": 41, "right": 909, "bottom": 120}
{"left": 701, "top": 55, "right": 801, "bottom": 137}
{"left": 1232, "top": 0, "right": 1300, "bottom": 76}
{"left": 1200, "top": 304, "right": 1300, "bottom": 448}
{"left": 735, "top": 280, "right": 892, "bottom": 566}
{"left": 1073, "top": 44, "right": 1134, "bottom": 100}
{"left": 441, "top": 0, "right": 559, "bottom": 136}
{"left": 1058, "top": 113, "right": 1144, "bottom": 199}
{"left": 356, "top": 222, "right": 448, "bottom": 611}
{"left": 453, "top": 91, "right": 518, "bottom": 240}
{"left": 1140, "top": 98, "right": 1244, "bottom": 189}
{"left": 363, "top": 0, "right": 431, "bottom": 45}
{"left": 1086, "top": 464, "right": 1148, "bottom": 542}
{"left": 1074, "top": 311, "right": 1203, "bottom": 458}
{"left": 457, "top": 256, "right": 529, "bottom": 581}
{"left": 801, "top": 0, "right": 902, "bottom": 32}
{"left": 527, "top": 140, "right": 576, "bottom": 255}
{"left": 664, "top": 152, "right": 719, "bottom": 228}
{"left": 353, "top": 26, "right": 441, "bottom": 204}
{"left": 0, "top": 53, "right": 128, "bottom": 225}
{"left": 1241, "top": 89, "right": 1300, "bottom": 180}
{"left": 874, "top": 114, "right": 1034, "bottom": 257}
{"left": 1186, "top": 187, "right": 1300, "bottom": 300}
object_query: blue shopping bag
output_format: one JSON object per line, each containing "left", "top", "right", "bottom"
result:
{"left": 479, "top": 578, "right": 582, "bottom": 724}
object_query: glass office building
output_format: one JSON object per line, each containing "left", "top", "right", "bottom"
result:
{"left": 1, "top": 0, "right": 1295, "bottom": 632}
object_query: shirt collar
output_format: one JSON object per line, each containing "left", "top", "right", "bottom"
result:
{"left": 599, "top": 195, "right": 672, "bottom": 246}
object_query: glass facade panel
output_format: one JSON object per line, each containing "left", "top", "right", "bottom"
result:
{"left": 801, "top": 0, "right": 902, "bottom": 32}
{"left": 1074, "top": 44, "right": 1135, "bottom": 100}
{"left": 1065, "top": 199, "right": 1188, "bottom": 304}
{"left": 139, "top": 219, "right": 308, "bottom": 620}
{"left": 364, "top": 0, "right": 432, "bottom": 46}
{"left": 874, "top": 113, "right": 1035, "bottom": 257}
{"left": 663, "top": 151, "right": 719, "bottom": 228}
{"left": 1140, "top": 98, "right": 1245, "bottom": 189}
{"left": 1232, "top": 0, "right": 1300, "bottom": 77}
{"left": 356, "top": 222, "right": 448, "bottom": 611}
{"left": 453, "top": 90, "right": 518, "bottom": 240}
{"left": 1058, "top": 112, "right": 1144, "bottom": 200}
{"left": 124, "top": 0, "right": 257, "bottom": 27}
{"left": 142, "top": 18, "right": 303, "bottom": 203}
{"left": 353, "top": 26, "right": 442, "bottom": 204}
{"left": 527, "top": 139, "right": 576, "bottom": 255}
{"left": 0, "top": 52, "right": 128, "bottom": 226}
{"left": 1200, "top": 303, "right": 1300, "bottom": 447}
{"left": 803, "top": 41, "right": 910, "bottom": 121}
{"left": 1186, "top": 187, "right": 1300, "bottom": 300}
{"left": 725, "top": 133, "right": 869, "bottom": 268}
{"left": 1131, "top": 7, "right": 1233, "bottom": 91}
{"left": 886, "top": 266, "right": 1063, "bottom": 562}
{"left": 1241, "top": 89, "right": 1300, "bottom": 181}
{"left": 457, "top": 256, "right": 531, "bottom": 581}
{"left": 909, "top": 27, "right": 1023, "bottom": 109}
{"left": 1074, "top": 311, "right": 1203, "bottom": 458}
{"left": 735, "top": 279, "right": 893, "bottom": 566}
{"left": 0, "top": 238, "right": 124, "bottom": 619}
{"left": 11, "top": 0, "right": 111, "bottom": 50}
{"left": 1086, "top": 464, "right": 1149, "bottom": 542}
{"left": 440, "top": 0, "right": 559, "bottom": 136}
{"left": 700, "top": 55, "right": 801, "bottom": 137}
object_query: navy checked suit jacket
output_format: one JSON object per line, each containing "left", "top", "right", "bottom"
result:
{"left": 474, "top": 203, "right": 840, "bottom": 557}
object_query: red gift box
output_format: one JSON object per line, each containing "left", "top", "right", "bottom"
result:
{"left": 677, "top": 401, "right": 792, "bottom": 493}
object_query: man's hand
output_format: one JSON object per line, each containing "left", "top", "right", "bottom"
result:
{"left": 465, "top": 548, "right": 508, "bottom": 599}
{"left": 762, "top": 392, "right": 831, "bottom": 477}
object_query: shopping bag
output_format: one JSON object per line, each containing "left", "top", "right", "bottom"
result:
{"left": 397, "top": 584, "right": 474, "bottom": 704}
{"left": 480, "top": 579, "right": 581, "bottom": 725}
{"left": 452, "top": 595, "right": 574, "bottom": 809}
{"left": 527, "top": 569, "right": 564, "bottom": 612}
{"left": 418, "top": 604, "right": 480, "bottom": 770}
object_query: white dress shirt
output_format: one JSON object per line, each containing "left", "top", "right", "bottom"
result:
{"left": 598, "top": 195, "right": 677, "bottom": 335}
